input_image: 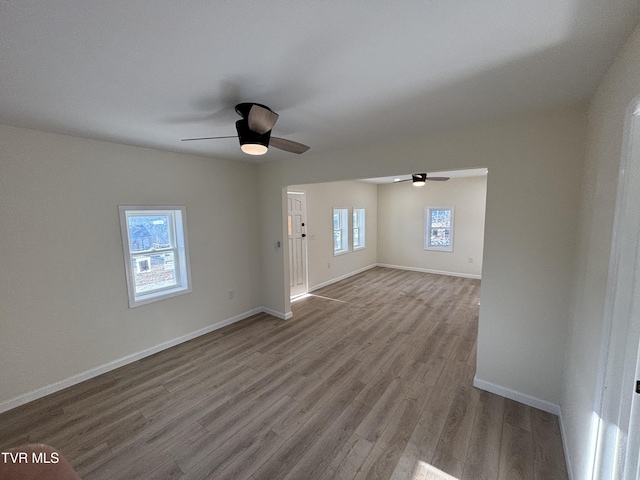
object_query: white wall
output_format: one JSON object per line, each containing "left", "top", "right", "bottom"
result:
{"left": 561, "top": 23, "right": 640, "bottom": 480}
{"left": 377, "top": 175, "right": 487, "bottom": 278}
{"left": 0, "top": 124, "right": 262, "bottom": 406}
{"left": 288, "top": 181, "right": 378, "bottom": 291}
{"left": 259, "top": 103, "right": 586, "bottom": 408}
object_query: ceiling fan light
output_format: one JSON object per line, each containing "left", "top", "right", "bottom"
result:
{"left": 241, "top": 143, "right": 268, "bottom": 155}
{"left": 412, "top": 180, "right": 425, "bottom": 186}
{"left": 236, "top": 119, "right": 270, "bottom": 156}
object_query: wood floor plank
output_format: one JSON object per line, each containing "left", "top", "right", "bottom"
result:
{"left": 251, "top": 376, "right": 366, "bottom": 480}
{"left": 432, "top": 381, "right": 480, "bottom": 463}
{"left": 504, "top": 398, "right": 532, "bottom": 432}
{"left": 355, "top": 381, "right": 431, "bottom": 480}
{"left": 174, "top": 393, "right": 299, "bottom": 473}
{"left": 531, "top": 409, "right": 568, "bottom": 473}
{"left": 430, "top": 450, "right": 466, "bottom": 479}
{"left": 0, "top": 268, "right": 568, "bottom": 480}
{"left": 272, "top": 356, "right": 362, "bottom": 439}
{"left": 83, "top": 420, "right": 208, "bottom": 480}
{"left": 281, "top": 400, "right": 371, "bottom": 480}
{"left": 389, "top": 409, "right": 447, "bottom": 480}
{"left": 462, "top": 390, "right": 505, "bottom": 480}
{"left": 353, "top": 344, "right": 418, "bottom": 409}
{"left": 534, "top": 461, "right": 569, "bottom": 480}
{"left": 206, "top": 430, "right": 286, "bottom": 480}
{"left": 355, "top": 361, "right": 424, "bottom": 445}
{"left": 317, "top": 434, "right": 374, "bottom": 480}
{"left": 498, "top": 423, "right": 534, "bottom": 480}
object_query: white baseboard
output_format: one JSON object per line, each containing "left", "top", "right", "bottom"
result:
{"left": 376, "top": 263, "right": 482, "bottom": 280}
{"left": 0, "top": 307, "right": 265, "bottom": 414}
{"left": 473, "top": 375, "right": 560, "bottom": 415}
{"left": 308, "top": 264, "right": 377, "bottom": 292}
{"left": 557, "top": 407, "right": 575, "bottom": 480}
{"left": 262, "top": 307, "right": 293, "bottom": 320}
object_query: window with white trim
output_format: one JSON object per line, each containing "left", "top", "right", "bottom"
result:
{"left": 353, "top": 208, "right": 366, "bottom": 250}
{"left": 119, "top": 206, "right": 192, "bottom": 307}
{"left": 425, "top": 206, "right": 454, "bottom": 251}
{"left": 333, "top": 208, "right": 349, "bottom": 255}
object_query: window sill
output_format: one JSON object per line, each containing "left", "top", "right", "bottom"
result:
{"left": 424, "top": 246, "right": 454, "bottom": 252}
{"left": 130, "top": 285, "right": 192, "bottom": 308}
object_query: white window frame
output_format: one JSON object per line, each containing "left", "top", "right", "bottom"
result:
{"left": 119, "top": 205, "right": 193, "bottom": 308}
{"left": 333, "top": 207, "right": 349, "bottom": 256}
{"left": 353, "top": 208, "right": 366, "bottom": 251}
{"left": 425, "top": 206, "right": 454, "bottom": 252}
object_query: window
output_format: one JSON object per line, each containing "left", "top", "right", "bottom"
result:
{"left": 353, "top": 208, "right": 366, "bottom": 250}
{"left": 333, "top": 208, "right": 349, "bottom": 255}
{"left": 119, "top": 206, "right": 192, "bottom": 307}
{"left": 425, "top": 206, "right": 454, "bottom": 251}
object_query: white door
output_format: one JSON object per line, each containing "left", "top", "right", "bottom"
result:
{"left": 288, "top": 192, "right": 308, "bottom": 298}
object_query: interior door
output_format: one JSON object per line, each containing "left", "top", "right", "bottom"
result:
{"left": 288, "top": 192, "right": 308, "bottom": 298}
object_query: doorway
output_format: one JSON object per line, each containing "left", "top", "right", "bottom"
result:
{"left": 287, "top": 191, "right": 308, "bottom": 298}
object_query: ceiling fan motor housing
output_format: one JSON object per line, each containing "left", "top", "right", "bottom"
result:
{"left": 235, "top": 119, "right": 271, "bottom": 152}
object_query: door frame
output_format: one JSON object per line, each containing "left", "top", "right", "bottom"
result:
{"left": 592, "top": 97, "right": 640, "bottom": 479}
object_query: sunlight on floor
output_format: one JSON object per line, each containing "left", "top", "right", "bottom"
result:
{"left": 290, "top": 293, "right": 311, "bottom": 302}
{"left": 291, "top": 293, "right": 349, "bottom": 304}
{"left": 412, "top": 461, "right": 459, "bottom": 480}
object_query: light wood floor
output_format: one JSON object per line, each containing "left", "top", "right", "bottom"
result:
{"left": 0, "top": 267, "right": 568, "bottom": 480}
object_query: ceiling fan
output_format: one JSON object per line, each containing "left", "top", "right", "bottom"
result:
{"left": 181, "top": 102, "right": 310, "bottom": 156}
{"left": 394, "top": 173, "right": 450, "bottom": 186}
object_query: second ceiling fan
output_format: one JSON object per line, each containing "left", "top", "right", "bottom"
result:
{"left": 394, "top": 173, "right": 450, "bottom": 186}
{"left": 181, "top": 102, "right": 310, "bottom": 156}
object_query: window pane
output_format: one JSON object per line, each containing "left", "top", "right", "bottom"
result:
{"left": 333, "top": 208, "right": 349, "bottom": 254}
{"left": 132, "top": 251, "right": 177, "bottom": 294}
{"left": 353, "top": 208, "right": 365, "bottom": 249}
{"left": 128, "top": 215, "right": 172, "bottom": 252}
{"left": 431, "top": 209, "right": 451, "bottom": 228}
{"left": 430, "top": 228, "right": 450, "bottom": 247}
{"left": 425, "top": 207, "right": 453, "bottom": 251}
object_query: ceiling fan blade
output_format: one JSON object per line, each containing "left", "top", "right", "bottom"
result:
{"left": 248, "top": 105, "right": 279, "bottom": 134}
{"left": 426, "top": 176, "right": 450, "bottom": 181}
{"left": 270, "top": 137, "right": 310, "bottom": 154}
{"left": 181, "top": 135, "right": 237, "bottom": 142}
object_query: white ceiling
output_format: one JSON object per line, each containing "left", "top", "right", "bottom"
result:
{"left": 1, "top": 1, "right": 638, "bottom": 163}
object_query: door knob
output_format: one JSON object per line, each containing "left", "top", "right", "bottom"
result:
{"left": 301, "top": 234, "right": 306, "bottom": 238}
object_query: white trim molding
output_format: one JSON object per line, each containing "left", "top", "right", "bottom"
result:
{"left": 262, "top": 307, "right": 293, "bottom": 320}
{"left": 473, "top": 375, "right": 560, "bottom": 415}
{"left": 308, "top": 264, "right": 377, "bottom": 293}
{"left": 558, "top": 408, "right": 576, "bottom": 480}
{"left": 376, "top": 263, "right": 481, "bottom": 280}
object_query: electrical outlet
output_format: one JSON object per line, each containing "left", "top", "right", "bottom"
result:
{"left": 327, "top": 262, "right": 331, "bottom": 269}
{"left": 468, "top": 257, "right": 474, "bottom": 263}
{"left": 228, "top": 290, "right": 235, "bottom": 299}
